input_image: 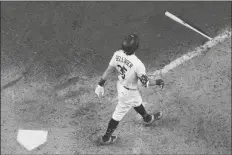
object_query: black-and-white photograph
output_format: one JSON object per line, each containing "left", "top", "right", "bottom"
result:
{"left": 1, "top": 1, "right": 231, "bottom": 154}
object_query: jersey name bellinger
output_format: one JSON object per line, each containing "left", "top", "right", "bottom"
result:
{"left": 116, "top": 55, "right": 133, "bottom": 68}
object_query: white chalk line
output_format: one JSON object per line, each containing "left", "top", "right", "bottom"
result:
{"left": 148, "top": 28, "right": 231, "bottom": 78}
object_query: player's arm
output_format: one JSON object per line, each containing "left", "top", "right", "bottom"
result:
{"left": 98, "top": 65, "right": 116, "bottom": 86}
{"left": 148, "top": 78, "right": 164, "bottom": 88}
{"left": 138, "top": 74, "right": 164, "bottom": 88}
{"left": 98, "top": 51, "right": 117, "bottom": 86}
{"left": 136, "top": 62, "right": 164, "bottom": 88}
{"left": 136, "top": 62, "right": 150, "bottom": 87}
{"left": 95, "top": 52, "right": 116, "bottom": 97}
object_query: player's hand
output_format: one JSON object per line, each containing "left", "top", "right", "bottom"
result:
{"left": 155, "top": 79, "right": 164, "bottom": 89}
{"left": 95, "top": 85, "right": 104, "bottom": 97}
{"left": 146, "top": 80, "right": 150, "bottom": 88}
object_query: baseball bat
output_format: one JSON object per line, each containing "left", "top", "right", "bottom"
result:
{"left": 165, "top": 11, "right": 212, "bottom": 40}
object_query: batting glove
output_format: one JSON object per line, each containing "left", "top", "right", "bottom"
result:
{"left": 95, "top": 85, "right": 104, "bottom": 97}
{"left": 156, "top": 79, "right": 164, "bottom": 89}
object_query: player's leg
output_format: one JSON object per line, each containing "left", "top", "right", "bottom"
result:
{"left": 99, "top": 82, "right": 132, "bottom": 145}
{"left": 134, "top": 104, "right": 163, "bottom": 124}
{"left": 99, "top": 102, "right": 131, "bottom": 144}
{"left": 132, "top": 92, "right": 162, "bottom": 124}
{"left": 100, "top": 118, "right": 119, "bottom": 144}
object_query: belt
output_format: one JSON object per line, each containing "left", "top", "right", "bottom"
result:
{"left": 123, "top": 86, "right": 137, "bottom": 91}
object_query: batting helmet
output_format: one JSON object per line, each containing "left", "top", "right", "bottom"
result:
{"left": 121, "top": 33, "right": 139, "bottom": 55}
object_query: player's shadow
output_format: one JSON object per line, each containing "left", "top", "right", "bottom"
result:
{"left": 149, "top": 116, "right": 180, "bottom": 131}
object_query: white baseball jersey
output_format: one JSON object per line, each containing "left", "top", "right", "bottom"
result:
{"left": 109, "top": 50, "right": 146, "bottom": 89}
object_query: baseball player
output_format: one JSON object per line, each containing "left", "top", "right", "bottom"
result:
{"left": 95, "top": 33, "right": 164, "bottom": 145}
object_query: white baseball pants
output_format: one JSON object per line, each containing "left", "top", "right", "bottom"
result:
{"left": 112, "top": 81, "right": 143, "bottom": 121}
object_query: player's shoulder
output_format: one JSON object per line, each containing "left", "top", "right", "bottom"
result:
{"left": 133, "top": 55, "right": 144, "bottom": 66}
{"left": 114, "top": 49, "right": 124, "bottom": 55}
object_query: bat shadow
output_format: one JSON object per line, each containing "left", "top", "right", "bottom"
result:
{"left": 1, "top": 75, "right": 23, "bottom": 90}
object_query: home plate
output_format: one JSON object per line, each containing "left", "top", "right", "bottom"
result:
{"left": 17, "top": 129, "right": 48, "bottom": 151}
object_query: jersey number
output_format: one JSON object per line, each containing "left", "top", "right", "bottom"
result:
{"left": 117, "top": 65, "right": 127, "bottom": 79}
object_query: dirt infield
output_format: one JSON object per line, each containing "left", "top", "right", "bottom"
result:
{"left": 1, "top": 1, "right": 231, "bottom": 154}
{"left": 1, "top": 35, "right": 231, "bottom": 154}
